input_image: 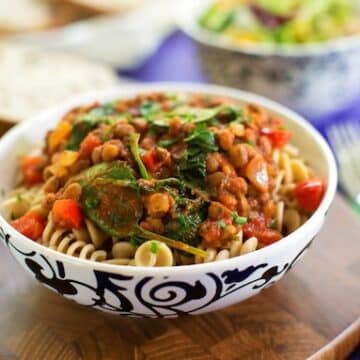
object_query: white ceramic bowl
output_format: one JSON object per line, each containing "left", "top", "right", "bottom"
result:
{"left": 0, "top": 83, "right": 337, "bottom": 318}
{"left": 178, "top": 0, "right": 360, "bottom": 118}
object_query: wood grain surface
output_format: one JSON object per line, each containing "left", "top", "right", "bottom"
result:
{"left": 0, "top": 193, "right": 359, "bottom": 360}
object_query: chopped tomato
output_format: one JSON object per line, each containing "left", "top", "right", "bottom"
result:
{"left": 294, "top": 178, "right": 325, "bottom": 213}
{"left": 243, "top": 215, "right": 282, "bottom": 245}
{"left": 20, "top": 155, "right": 44, "bottom": 186}
{"left": 79, "top": 133, "right": 102, "bottom": 158}
{"left": 11, "top": 211, "right": 45, "bottom": 241}
{"left": 52, "top": 199, "right": 83, "bottom": 229}
{"left": 261, "top": 127, "right": 291, "bottom": 148}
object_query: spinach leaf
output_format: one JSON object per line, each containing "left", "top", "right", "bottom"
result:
{"left": 79, "top": 164, "right": 208, "bottom": 258}
{"left": 177, "top": 124, "right": 218, "bottom": 183}
{"left": 82, "top": 178, "right": 143, "bottom": 237}
{"left": 66, "top": 121, "right": 93, "bottom": 150}
{"left": 145, "top": 106, "right": 220, "bottom": 130}
{"left": 172, "top": 106, "right": 219, "bottom": 124}
{"left": 140, "top": 101, "right": 161, "bottom": 119}
{"left": 185, "top": 123, "right": 218, "bottom": 152}
{"left": 73, "top": 161, "right": 136, "bottom": 186}
{"left": 218, "top": 105, "right": 242, "bottom": 122}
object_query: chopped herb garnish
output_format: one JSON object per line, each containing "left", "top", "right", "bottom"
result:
{"left": 218, "top": 220, "right": 226, "bottom": 229}
{"left": 16, "top": 193, "right": 23, "bottom": 202}
{"left": 247, "top": 140, "right": 256, "bottom": 146}
{"left": 270, "top": 219, "right": 277, "bottom": 229}
{"left": 149, "top": 241, "right": 159, "bottom": 254}
{"left": 231, "top": 212, "right": 247, "bottom": 225}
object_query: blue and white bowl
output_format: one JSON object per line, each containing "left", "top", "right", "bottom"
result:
{"left": 178, "top": 0, "right": 360, "bottom": 118}
{"left": 0, "top": 83, "right": 337, "bottom": 317}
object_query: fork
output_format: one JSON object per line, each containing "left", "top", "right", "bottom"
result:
{"left": 326, "top": 121, "right": 360, "bottom": 209}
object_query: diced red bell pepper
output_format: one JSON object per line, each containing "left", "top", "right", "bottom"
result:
{"left": 20, "top": 155, "right": 44, "bottom": 186}
{"left": 261, "top": 127, "right": 291, "bottom": 148}
{"left": 141, "top": 148, "right": 158, "bottom": 172}
{"left": 11, "top": 211, "right": 46, "bottom": 241}
{"left": 294, "top": 178, "right": 325, "bottom": 213}
{"left": 52, "top": 199, "right": 83, "bottom": 229}
{"left": 79, "top": 133, "right": 102, "bottom": 158}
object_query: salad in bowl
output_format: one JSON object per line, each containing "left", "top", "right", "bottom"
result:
{"left": 199, "top": 0, "right": 360, "bottom": 46}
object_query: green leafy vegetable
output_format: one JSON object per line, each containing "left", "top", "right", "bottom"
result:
{"left": 185, "top": 124, "right": 218, "bottom": 152}
{"left": 129, "top": 133, "right": 151, "bottom": 180}
{"left": 71, "top": 161, "right": 136, "bottom": 186}
{"left": 82, "top": 178, "right": 142, "bottom": 237}
{"left": 79, "top": 166, "right": 207, "bottom": 258}
{"left": 178, "top": 124, "right": 218, "bottom": 183}
{"left": 218, "top": 105, "right": 242, "bottom": 122}
{"left": 172, "top": 106, "right": 219, "bottom": 124}
{"left": 66, "top": 121, "right": 93, "bottom": 151}
{"left": 140, "top": 101, "right": 161, "bottom": 119}
{"left": 66, "top": 103, "right": 117, "bottom": 150}
{"left": 147, "top": 106, "right": 220, "bottom": 129}
{"left": 129, "top": 233, "right": 147, "bottom": 247}
{"left": 158, "top": 137, "right": 182, "bottom": 148}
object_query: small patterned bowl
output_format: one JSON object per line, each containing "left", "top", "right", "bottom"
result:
{"left": 0, "top": 83, "right": 337, "bottom": 318}
{"left": 178, "top": 0, "right": 360, "bottom": 118}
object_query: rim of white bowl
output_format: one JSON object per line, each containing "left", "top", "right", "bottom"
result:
{"left": 0, "top": 82, "right": 338, "bottom": 275}
{"left": 177, "top": 0, "right": 360, "bottom": 58}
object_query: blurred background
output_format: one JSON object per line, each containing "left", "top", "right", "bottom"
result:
{"left": 0, "top": 0, "right": 359, "bottom": 356}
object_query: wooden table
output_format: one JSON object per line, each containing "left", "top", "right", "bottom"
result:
{"left": 0, "top": 195, "right": 359, "bottom": 360}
